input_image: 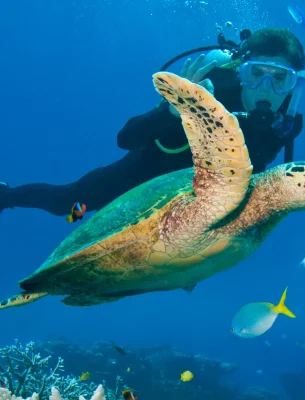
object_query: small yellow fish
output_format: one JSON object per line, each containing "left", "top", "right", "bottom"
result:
{"left": 181, "top": 370, "right": 194, "bottom": 382}
{"left": 127, "top": 367, "right": 131, "bottom": 373}
{"left": 79, "top": 372, "right": 92, "bottom": 381}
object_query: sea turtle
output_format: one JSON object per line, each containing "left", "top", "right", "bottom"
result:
{"left": 1, "top": 72, "right": 305, "bottom": 310}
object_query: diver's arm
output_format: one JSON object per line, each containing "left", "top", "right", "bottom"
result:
{"left": 0, "top": 151, "right": 158, "bottom": 216}
{"left": 284, "top": 114, "right": 303, "bottom": 163}
{"left": 117, "top": 102, "right": 183, "bottom": 150}
{"left": 0, "top": 183, "right": 77, "bottom": 216}
{"left": 292, "top": 113, "right": 303, "bottom": 138}
{"left": 0, "top": 168, "right": 113, "bottom": 216}
{"left": 250, "top": 113, "right": 304, "bottom": 173}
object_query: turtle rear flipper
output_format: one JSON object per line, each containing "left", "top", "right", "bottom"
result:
{"left": 153, "top": 72, "right": 253, "bottom": 225}
{"left": 0, "top": 291, "right": 48, "bottom": 309}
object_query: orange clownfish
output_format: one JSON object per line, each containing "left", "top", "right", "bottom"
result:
{"left": 122, "top": 389, "right": 139, "bottom": 400}
{"left": 66, "top": 202, "right": 87, "bottom": 223}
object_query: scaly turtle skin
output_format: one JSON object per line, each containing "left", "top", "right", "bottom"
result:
{"left": 2, "top": 72, "right": 305, "bottom": 309}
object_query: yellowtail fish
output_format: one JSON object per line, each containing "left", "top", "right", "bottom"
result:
{"left": 230, "top": 287, "right": 295, "bottom": 338}
{"left": 180, "top": 370, "right": 194, "bottom": 382}
{"left": 79, "top": 372, "right": 92, "bottom": 381}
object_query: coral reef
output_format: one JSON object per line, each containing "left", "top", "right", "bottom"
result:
{"left": 0, "top": 340, "right": 64, "bottom": 399}
{"left": 0, "top": 339, "right": 282, "bottom": 400}
{"left": 237, "top": 386, "right": 280, "bottom": 400}
{"left": 280, "top": 370, "right": 305, "bottom": 400}
{"left": 52, "top": 384, "right": 106, "bottom": 400}
{"left": 35, "top": 339, "right": 239, "bottom": 398}
{"left": 36, "top": 339, "right": 278, "bottom": 400}
{"left": 0, "top": 341, "right": 124, "bottom": 400}
{"left": 0, "top": 384, "right": 106, "bottom": 400}
{"left": 0, "top": 387, "right": 26, "bottom": 400}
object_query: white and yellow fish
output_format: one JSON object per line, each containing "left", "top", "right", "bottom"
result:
{"left": 230, "top": 287, "right": 295, "bottom": 338}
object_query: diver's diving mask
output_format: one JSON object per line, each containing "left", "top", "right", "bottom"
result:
{"left": 239, "top": 61, "right": 299, "bottom": 94}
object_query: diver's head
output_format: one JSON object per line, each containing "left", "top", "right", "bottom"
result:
{"left": 239, "top": 27, "right": 305, "bottom": 113}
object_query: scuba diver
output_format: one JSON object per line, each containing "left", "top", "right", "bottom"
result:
{"left": 0, "top": 27, "right": 304, "bottom": 217}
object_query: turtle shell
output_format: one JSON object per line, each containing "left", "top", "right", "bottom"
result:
{"left": 19, "top": 168, "right": 194, "bottom": 289}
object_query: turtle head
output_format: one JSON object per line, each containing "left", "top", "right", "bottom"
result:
{"left": 229, "top": 162, "right": 305, "bottom": 233}
{"left": 274, "top": 162, "right": 305, "bottom": 211}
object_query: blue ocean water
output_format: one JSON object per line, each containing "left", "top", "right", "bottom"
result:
{"left": 0, "top": 0, "right": 304, "bottom": 398}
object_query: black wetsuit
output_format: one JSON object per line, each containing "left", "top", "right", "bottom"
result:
{"left": 0, "top": 68, "right": 303, "bottom": 216}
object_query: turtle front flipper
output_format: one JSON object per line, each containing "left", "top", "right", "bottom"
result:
{"left": 61, "top": 294, "right": 125, "bottom": 307}
{"left": 153, "top": 72, "right": 253, "bottom": 225}
{"left": 0, "top": 291, "right": 48, "bottom": 309}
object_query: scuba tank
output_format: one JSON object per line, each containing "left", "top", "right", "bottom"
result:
{"left": 201, "top": 49, "right": 232, "bottom": 68}
{"left": 159, "top": 29, "right": 251, "bottom": 71}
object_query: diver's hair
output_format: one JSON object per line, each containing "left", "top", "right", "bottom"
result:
{"left": 241, "top": 27, "right": 305, "bottom": 70}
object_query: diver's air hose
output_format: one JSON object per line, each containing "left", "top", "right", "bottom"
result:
{"left": 155, "top": 140, "right": 190, "bottom": 154}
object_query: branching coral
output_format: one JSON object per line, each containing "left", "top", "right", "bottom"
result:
{"left": 0, "top": 387, "right": 38, "bottom": 400}
{"left": 52, "top": 384, "right": 106, "bottom": 400}
{"left": 0, "top": 384, "right": 107, "bottom": 400}
{"left": 102, "top": 376, "right": 125, "bottom": 400}
{"left": 0, "top": 341, "right": 124, "bottom": 400}
{"left": 0, "top": 340, "right": 64, "bottom": 399}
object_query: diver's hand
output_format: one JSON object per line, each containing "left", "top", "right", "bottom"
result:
{"left": 169, "top": 55, "right": 217, "bottom": 118}
{"left": 0, "top": 182, "right": 10, "bottom": 213}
